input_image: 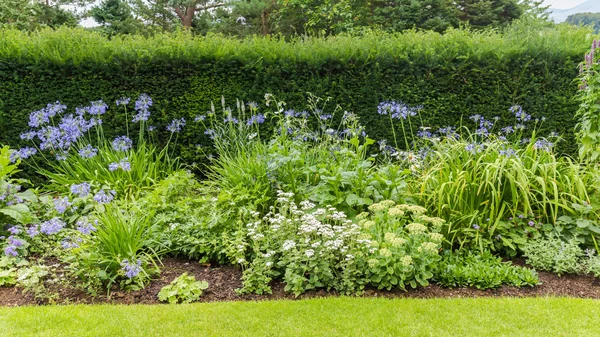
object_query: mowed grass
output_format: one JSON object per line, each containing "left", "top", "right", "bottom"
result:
{"left": 1, "top": 297, "right": 598, "bottom": 336}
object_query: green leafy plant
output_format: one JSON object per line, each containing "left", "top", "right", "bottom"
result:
{"left": 522, "top": 234, "right": 584, "bottom": 275}
{"left": 68, "top": 203, "right": 161, "bottom": 292}
{"left": 158, "top": 273, "right": 208, "bottom": 304}
{"left": 433, "top": 250, "right": 539, "bottom": 289}
{"left": 360, "top": 201, "right": 444, "bottom": 290}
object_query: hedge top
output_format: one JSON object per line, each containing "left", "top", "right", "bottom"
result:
{"left": 0, "top": 24, "right": 593, "bottom": 69}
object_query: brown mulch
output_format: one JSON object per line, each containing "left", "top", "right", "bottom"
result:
{"left": 2, "top": 257, "right": 600, "bottom": 307}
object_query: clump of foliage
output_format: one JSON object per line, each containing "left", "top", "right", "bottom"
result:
{"left": 239, "top": 194, "right": 443, "bottom": 296}
{"left": 13, "top": 94, "right": 180, "bottom": 197}
{"left": 158, "top": 273, "right": 208, "bottom": 304}
{"left": 521, "top": 234, "right": 584, "bottom": 275}
{"left": 433, "top": 250, "right": 539, "bottom": 289}
{"left": 381, "top": 104, "right": 594, "bottom": 254}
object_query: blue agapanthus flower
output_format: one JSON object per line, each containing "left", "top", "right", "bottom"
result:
{"left": 112, "top": 136, "right": 133, "bottom": 152}
{"left": 70, "top": 182, "right": 91, "bottom": 198}
{"left": 93, "top": 189, "right": 116, "bottom": 204}
{"left": 78, "top": 144, "right": 98, "bottom": 159}
{"left": 166, "top": 118, "right": 186, "bottom": 132}
{"left": 121, "top": 259, "right": 143, "bottom": 278}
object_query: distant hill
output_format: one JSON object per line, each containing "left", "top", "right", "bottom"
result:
{"left": 549, "top": 0, "right": 600, "bottom": 22}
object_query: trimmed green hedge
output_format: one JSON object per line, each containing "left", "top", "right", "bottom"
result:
{"left": 0, "top": 25, "right": 593, "bottom": 171}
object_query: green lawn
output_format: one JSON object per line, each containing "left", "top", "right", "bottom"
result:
{"left": 1, "top": 297, "right": 598, "bottom": 336}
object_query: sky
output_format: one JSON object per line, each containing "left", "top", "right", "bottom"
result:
{"left": 543, "top": 0, "right": 588, "bottom": 9}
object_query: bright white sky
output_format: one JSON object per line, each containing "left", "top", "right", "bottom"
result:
{"left": 543, "top": 0, "right": 588, "bottom": 9}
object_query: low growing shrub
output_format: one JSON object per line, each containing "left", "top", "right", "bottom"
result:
{"left": 433, "top": 250, "right": 539, "bottom": 289}
{"left": 158, "top": 273, "right": 208, "bottom": 304}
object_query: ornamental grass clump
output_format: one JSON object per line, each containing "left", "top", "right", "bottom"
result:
{"left": 12, "top": 94, "right": 180, "bottom": 196}
{"left": 379, "top": 105, "right": 593, "bottom": 252}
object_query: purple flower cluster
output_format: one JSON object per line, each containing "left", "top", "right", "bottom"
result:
{"left": 166, "top": 118, "right": 186, "bottom": 133}
{"left": 78, "top": 144, "right": 98, "bottom": 159}
{"left": 465, "top": 142, "right": 484, "bottom": 154}
{"left": 109, "top": 159, "right": 131, "bottom": 172}
{"left": 70, "top": 182, "right": 91, "bottom": 198}
{"left": 121, "top": 259, "right": 143, "bottom": 278}
{"left": 26, "top": 225, "right": 39, "bottom": 237}
{"left": 88, "top": 100, "right": 108, "bottom": 115}
{"left": 204, "top": 129, "right": 216, "bottom": 139}
{"left": 223, "top": 115, "right": 239, "bottom": 124}
{"left": 0, "top": 183, "right": 23, "bottom": 206}
{"left": 76, "top": 220, "right": 97, "bottom": 235}
{"left": 134, "top": 93, "right": 152, "bottom": 112}
{"left": 9, "top": 147, "right": 37, "bottom": 163}
{"left": 93, "top": 189, "right": 116, "bottom": 204}
{"left": 28, "top": 102, "right": 67, "bottom": 127}
{"left": 4, "top": 235, "right": 25, "bottom": 257}
{"left": 116, "top": 97, "right": 131, "bottom": 106}
{"left": 40, "top": 218, "right": 65, "bottom": 235}
{"left": 112, "top": 136, "right": 133, "bottom": 152}
{"left": 194, "top": 114, "right": 206, "bottom": 122}
{"left": 53, "top": 196, "right": 72, "bottom": 214}
{"left": 246, "top": 114, "right": 266, "bottom": 125}
{"left": 510, "top": 105, "right": 531, "bottom": 122}
{"left": 377, "top": 101, "right": 419, "bottom": 120}
{"left": 61, "top": 237, "right": 82, "bottom": 249}
{"left": 533, "top": 139, "right": 553, "bottom": 152}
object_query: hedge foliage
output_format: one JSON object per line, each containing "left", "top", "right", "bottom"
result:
{"left": 0, "top": 24, "right": 594, "bottom": 173}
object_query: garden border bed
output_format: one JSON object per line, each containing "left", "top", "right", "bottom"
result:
{"left": 2, "top": 257, "right": 599, "bottom": 307}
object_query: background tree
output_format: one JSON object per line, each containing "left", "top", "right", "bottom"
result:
{"left": 90, "top": 0, "right": 143, "bottom": 35}
{"left": 566, "top": 12, "right": 600, "bottom": 33}
{"left": 0, "top": 0, "right": 78, "bottom": 31}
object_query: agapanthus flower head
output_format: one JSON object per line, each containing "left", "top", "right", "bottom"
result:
{"left": 166, "top": 118, "right": 186, "bottom": 132}
{"left": 55, "top": 152, "right": 68, "bottom": 161}
{"left": 28, "top": 109, "right": 50, "bottom": 128}
{"left": 108, "top": 158, "right": 131, "bottom": 172}
{"left": 247, "top": 114, "right": 266, "bottom": 125}
{"left": 9, "top": 147, "right": 37, "bottom": 163}
{"left": 70, "top": 182, "right": 91, "bottom": 198}
{"left": 20, "top": 131, "right": 37, "bottom": 140}
{"left": 135, "top": 94, "right": 152, "bottom": 112}
{"left": 112, "top": 136, "right": 133, "bottom": 152}
{"left": 510, "top": 105, "right": 531, "bottom": 122}
{"left": 53, "top": 196, "right": 72, "bottom": 214}
{"left": 116, "top": 97, "right": 131, "bottom": 106}
{"left": 204, "top": 129, "right": 216, "bottom": 139}
{"left": 40, "top": 218, "right": 65, "bottom": 235}
{"left": 93, "top": 189, "right": 116, "bottom": 204}
{"left": 465, "top": 143, "right": 484, "bottom": 154}
{"left": 132, "top": 110, "right": 150, "bottom": 123}
{"left": 319, "top": 114, "right": 333, "bottom": 121}
{"left": 147, "top": 126, "right": 156, "bottom": 132}
{"left": 75, "top": 107, "right": 88, "bottom": 116}
{"left": 223, "top": 115, "right": 239, "bottom": 124}
{"left": 78, "top": 144, "right": 98, "bottom": 159}
{"left": 88, "top": 100, "right": 108, "bottom": 115}
{"left": 533, "top": 139, "right": 553, "bottom": 152}
{"left": 194, "top": 115, "right": 206, "bottom": 122}
{"left": 45, "top": 101, "right": 67, "bottom": 117}
{"left": 120, "top": 259, "right": 143, "bottom": 279}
